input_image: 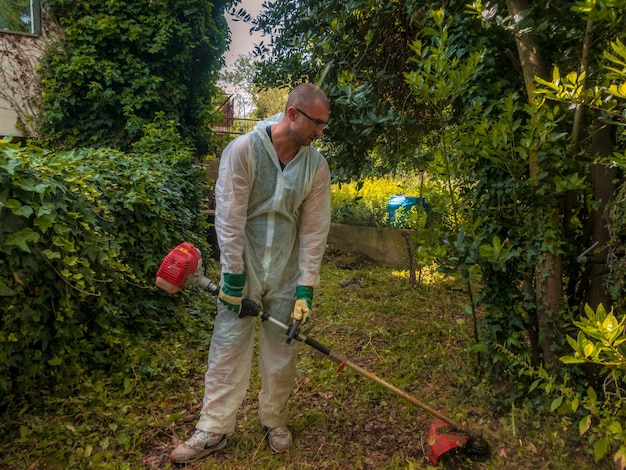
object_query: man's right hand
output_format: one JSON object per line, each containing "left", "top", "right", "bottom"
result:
{"left": 218, "top": 273, "right": 246, "bottom": 313}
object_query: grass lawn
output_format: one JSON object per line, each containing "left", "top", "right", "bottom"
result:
{"left": 0, "top": 249, "right": 610, "bottom": 469}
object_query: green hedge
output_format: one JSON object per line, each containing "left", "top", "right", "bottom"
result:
{"left": 0, "top": 135, "right": 211, "bottom": 404}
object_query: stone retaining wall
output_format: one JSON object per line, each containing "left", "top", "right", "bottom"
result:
{"left": 327, "top": 223, "right": 409, "bottom": 266}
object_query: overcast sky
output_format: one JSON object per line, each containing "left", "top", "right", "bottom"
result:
{"left": 223, "top": 0, "right": 268, "bottom": 70}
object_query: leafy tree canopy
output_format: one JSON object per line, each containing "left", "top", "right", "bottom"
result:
{"left": 248, "top": 0, "right": 620, "bottom": 179}
{"left": 249, "top": 0, "right": 512, "bottom": 178}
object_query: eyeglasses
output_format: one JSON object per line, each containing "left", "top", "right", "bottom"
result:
{"left": 296, "top": 108, "right": 329, "bottom": 128}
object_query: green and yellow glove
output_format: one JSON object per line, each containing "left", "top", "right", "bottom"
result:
{"left": 218, "top": 273, "right": 246, "bottom": 314}
{"left": 292, "top": 285, "right": 313, "bottom": 324}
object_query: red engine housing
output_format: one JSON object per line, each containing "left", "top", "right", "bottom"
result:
{"left": 155, "top": 242, "right": 202, "bottom": 293}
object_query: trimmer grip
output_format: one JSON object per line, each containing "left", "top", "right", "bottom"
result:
{"left": 303, "top": 336, "right": 331, "bottom": 356}
{"left": 285, "top": 319, "right": 301, "bottom": 344}
{"left": 239, "top": 299, "right": 261, "bottom": 318}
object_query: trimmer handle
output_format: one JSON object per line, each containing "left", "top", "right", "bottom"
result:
{"left": 238, "top": 298, "right": 299, "bottom": 344}
{"left": 239, "top": 298, "right": 264, "bottom": 319}
{"left": 286, "top": 319, "right": 301, "bottom": 344}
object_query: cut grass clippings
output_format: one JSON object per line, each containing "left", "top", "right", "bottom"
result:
{"left": 0, "top": 249, "right": 611, "bottom": 469}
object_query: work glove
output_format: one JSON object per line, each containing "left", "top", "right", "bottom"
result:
{"left": 292, "top": 285, "right": 313, "bottom": 324}
{"left": 218, "top": 272, "right": 246, "bottom": 314}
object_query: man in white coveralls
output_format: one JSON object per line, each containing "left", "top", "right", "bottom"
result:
{"left": 170, "top": 83, "right": 331, "bottom": 464}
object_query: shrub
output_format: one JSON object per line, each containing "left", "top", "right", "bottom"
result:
{"left": 331, "top": 175, "right": 426, "bottom": 227}
{"left": 0, "top": 135, "right": 211, "bottom": 405}
{"left": 39, "top": 0, "right": 229, "bottom": 154}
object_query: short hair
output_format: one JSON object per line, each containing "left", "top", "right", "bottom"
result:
{"left": 285, "top": 83, "right": 329, "bottom": 112}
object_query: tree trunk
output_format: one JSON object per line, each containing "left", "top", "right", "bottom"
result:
{"left": 505, "top": 0, "right": 548, "bottom": 99}
{"left": 402, "top": 230, "right": 418, "bottom": 288}
{"left": 588, "top": 116, "right": 615, "bottom": 311}
{"left": 507, "top": 0, "right": 561, "bottom": 367}
{"left": 536, "top": 242, "right": 562, "bottom": 367}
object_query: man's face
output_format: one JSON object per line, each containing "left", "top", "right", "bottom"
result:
{"left": 291, "top": 101, "right": 329, "bottom": 146}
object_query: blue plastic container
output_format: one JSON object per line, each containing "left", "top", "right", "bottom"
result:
{"left": 386, "top": 195, "right": 430, "bottom": 227}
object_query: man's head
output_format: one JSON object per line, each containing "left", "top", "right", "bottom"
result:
{"left": 285, "top": 83, "right": 330, "bottom": 114}
{"left": 283, "top": 84, "right": 330, "bottom": 146}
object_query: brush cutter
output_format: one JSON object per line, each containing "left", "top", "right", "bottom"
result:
{"left": 156, "top": 243, "right": 491, "bottom": 465}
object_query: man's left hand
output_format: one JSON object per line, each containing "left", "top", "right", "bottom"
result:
{"left": 292, "top": 285, "right": 313, "bottom": 323}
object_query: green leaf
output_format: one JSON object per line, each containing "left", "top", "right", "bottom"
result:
{"left": 52, "top": 235, "right": 75, "bottom": 251}
{"left": 560, "top": 355, "right": 585, "bottom": 364}
{"left": 48, "top": 355, "right": 62, "bottom": 366}
{"left": 550, "top": 396, "right": 563, "bottom": 412}
{"left": 4, "top": 228, "right": 40, "bottom": 252}
{"left": 63, "top": 255, "right": 79, "bottom": 266}
{"left": 594, "top": 437, "right": 609, "bottom": 461}
{"left": 19, "top": 425, "right": 30, "bottom": 439}
{"left": 116, "top": 433, "right": 131, "bottom": 447}
{"left": 15, "top": 180, "right": 49, "bottom": 193}
{"left": 566, "top": 335, "right": 578, "bottom": 350}
{"left": 421, "top": 27, "right": 439, "bottom": 38}
{"left": 579, "top": 415, "right": 591, "bottom": 435}
{"left": 552, "top": 65, "right": 560, "bottom": 84}
{"left": 529, "top": 379, "right": 540, "bottom": 392}
{"left": 0, "top": 157, "right": 21, "bottom": 175}
{"left": 42, "top": 249, "right": 61, "bottom": 260}
{"left": 5, "top": 199, "right": 34, "bottom": 217}
{"left": 0, "top": 281, "right": 17, "bottom": 296}
{"left": 607, "top": 421, "right": 623, "bottom": 434}
{"left": 609, "top": 82, "right": 626, "bottom": 99}
{"left": 123, "top": 377, "right": 134, "bottom": 394}
{"left": 587, "top": 387, "right": 597, "bottom": 401}
{"left": 34, "top": 213, "right": 56, "bottom": 232}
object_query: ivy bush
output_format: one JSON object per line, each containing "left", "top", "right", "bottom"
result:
{"left": 39, "top": 0, "right": 229, "bottom": 154}
{"left": 0, "top": 130, "right": 211, "bottom": 406}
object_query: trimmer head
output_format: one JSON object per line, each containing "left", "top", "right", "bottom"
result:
{"left": 427, "top": 417, "right": 467, "bottom": 465}
{"left": 427, "top": 417, "right": 490, "bottom": 466}
{"left": 465, "top": 429, "right": 490, "bottom": 460}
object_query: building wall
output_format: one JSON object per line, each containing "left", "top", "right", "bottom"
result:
{"left": 0, "top": 96, "right": 22, "bottom": 137}
{"left": 0, "top": 6, "right": 60, "bottom": 138}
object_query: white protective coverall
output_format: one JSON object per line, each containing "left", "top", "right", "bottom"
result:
{"left": 196, "top": 114, "right": 331, "bottom": 433}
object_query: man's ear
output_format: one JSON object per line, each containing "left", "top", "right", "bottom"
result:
{"left": 286, "top": 106, "right": 298, "bottom": 121}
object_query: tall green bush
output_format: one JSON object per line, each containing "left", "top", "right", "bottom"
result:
{"left": 0, "top": 132, "right": 211, "bottom": 405}
{"left": 39, "top": 0, "right": 229, "bottom": 153}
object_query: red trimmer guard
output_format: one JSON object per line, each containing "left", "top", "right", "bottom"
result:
{"left": 427, "top": 416, "right": 467, "bottom": 466}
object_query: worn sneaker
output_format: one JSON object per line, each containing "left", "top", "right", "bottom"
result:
{"left": 169, "top": 430, "right": 226, "bottom": 463}
{"left": 267, "top": 427, "right": 293, "bottom": 453}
